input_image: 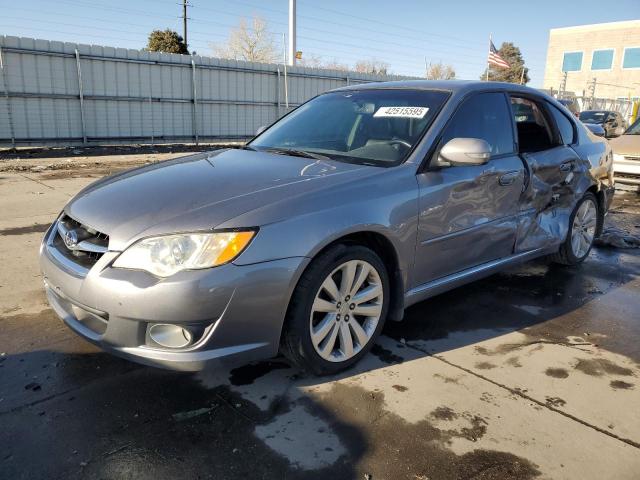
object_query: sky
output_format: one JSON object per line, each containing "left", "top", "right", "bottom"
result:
{"left": 0, "top": 0, "right": 638, "bottom": 87}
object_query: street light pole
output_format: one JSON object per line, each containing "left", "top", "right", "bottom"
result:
{"left": 182, "top": 0, "right": 189, "bottom": 50}
{"left": 288, "top": 0, "right": 296, "bottom": 66}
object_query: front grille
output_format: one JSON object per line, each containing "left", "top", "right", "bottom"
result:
{"left": 624, "top": 155, "right": 640, "bottom": 163}
{"left": 52, "top": 215, "right": 109, "bottom": 269}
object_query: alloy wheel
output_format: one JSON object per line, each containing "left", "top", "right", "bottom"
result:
{"left": 309, "top": 260, "right": 384, "bottom": 362}
{"left": 571, "top": 198, "right": 597, "bottom": 258}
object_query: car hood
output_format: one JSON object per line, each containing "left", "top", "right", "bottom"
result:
{"left": 610, "top": 134, "right": 640, "bottom": 156}
{"left": 65, "top": 149, "right": 371, "bottom": 250}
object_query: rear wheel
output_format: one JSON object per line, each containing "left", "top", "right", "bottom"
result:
{"left": 281, "top": 244, "right": 389, "bottom": 375}
{"left": 551, "top": 192, "right": 598, "bottom": 265}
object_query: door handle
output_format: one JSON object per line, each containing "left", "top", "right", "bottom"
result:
{"left": 560, "top": 161, "right": 574, "bottom": 172}
{"left": 499, "top": 171, "right": 520, "bottom": 186}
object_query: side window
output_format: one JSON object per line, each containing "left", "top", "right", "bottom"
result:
{"left": 439, "top": 93, "right": 514, "bottom": 156}
{"left": 548, "top": 103, "right": 575, "bottom": 145}
{"left": 510, "top": 97, "right": 554, "bottom": 153}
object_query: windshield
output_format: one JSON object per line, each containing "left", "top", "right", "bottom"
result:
{"left": 249, "top": 89, "right": 449, "bottom": 166}
{"left": 579, "top": 111, "right": 608, "bottom": 124}
{"left": 626, "top": 117, "right": 640, "bottom": 135}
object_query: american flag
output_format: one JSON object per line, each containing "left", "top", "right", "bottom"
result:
{"left": 488, "top": 40, "right": 510, "bottom": 69}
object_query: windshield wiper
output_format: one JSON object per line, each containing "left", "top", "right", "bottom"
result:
{"left": 263, "top": 148, "right": 330, "bottom": 160}
{"left": 240, "top": 145, "right": 258, "bottom": 151}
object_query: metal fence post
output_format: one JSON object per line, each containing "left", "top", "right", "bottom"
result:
{"left": 276, "top": 66, "right": 281, "bottom": 118}
{"left": 346, "top": 73, "right": 350, "bottom": 86}
{"left": 75, "top": 49, "right": 87, "bottom": 144}
{"left": 191, "top": 59, "right": 198, "bottom": 145}
{"left": 0, "top": 47, "right": 16, "bottom": 148}
{"left": 149, "top": 94, "right": 154, "bottom": 145}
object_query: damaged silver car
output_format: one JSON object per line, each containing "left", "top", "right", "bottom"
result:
{"left": 40, "top": 81, "right": 615, "bottom": 375}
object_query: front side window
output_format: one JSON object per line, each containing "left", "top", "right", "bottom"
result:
{"left": 438, "top": 93, "right": 514, "bottom": 156}
{"left": 548, "top": 103, "right": 575, "bottom": 145}
{"left": 510, "top": 97, "right": 554, "bottom": 153}
{"left": 623, "top": 47, "right": 640, "bottom": 69}
{"left": 562, "top": 51, "right": 583, "bottom": 72}
{"left": 250, "top": 89, "right": 449, "bottom": 166}
{"left": 591, "top": 49, "right": 614, "bottom": 70}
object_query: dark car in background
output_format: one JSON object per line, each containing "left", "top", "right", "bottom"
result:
{"left": 579, "top": 110, "right": 628, "bottom": 138}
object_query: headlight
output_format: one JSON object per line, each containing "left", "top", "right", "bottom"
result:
{"left": 113, "top": 231, "right": 255, "bottom": 277}
{"left": 612, "top": 153, "right": 624, "bottom": 163}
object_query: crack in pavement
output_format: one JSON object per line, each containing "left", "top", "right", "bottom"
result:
{"left": 403, "top": 340, "right": 640, "bottom": 450}
{"left": 17, "top": 173, "right": 57, "bottom": 191}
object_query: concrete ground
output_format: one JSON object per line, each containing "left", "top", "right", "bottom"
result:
{"left": 1, "top": 153, "right": 640, "bottom": 480}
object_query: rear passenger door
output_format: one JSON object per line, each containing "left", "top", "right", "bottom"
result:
{"left": 413, "top": 92, "right": 525, "bottom": 286}
{"left": 508, "top": 95, "right": 581, "bottom": 252}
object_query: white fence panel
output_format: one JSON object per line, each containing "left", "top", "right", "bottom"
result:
{"left": 0, "top": 36, "right": 414, "bottom": 146}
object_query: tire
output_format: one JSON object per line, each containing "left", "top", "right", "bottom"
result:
{"left": 551, "top": 192, "right": 599, "bottom": 266}
{"left": 281, "top": 244, "right": 390, "bottom": 375}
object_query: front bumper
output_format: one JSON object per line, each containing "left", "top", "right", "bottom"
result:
{"left": 40, "top": 223, "right": 308, "bottom": 371}
{"left": 614, "top": 157, "right": 640, "bottom": 185}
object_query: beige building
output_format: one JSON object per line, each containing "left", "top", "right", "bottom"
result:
{"left": 543, "top": 20, "right": 640, "bottom": 100}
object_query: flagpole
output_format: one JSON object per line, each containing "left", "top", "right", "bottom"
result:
{"left": 486, "top": 34, "right": 491, "bottom": 82}
{"left": 519, "top": 66, "right": 525, "bottom": 85}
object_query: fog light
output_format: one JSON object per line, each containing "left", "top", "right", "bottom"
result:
{"left": 148, "top": 323, "right": 193, "bottom": 349}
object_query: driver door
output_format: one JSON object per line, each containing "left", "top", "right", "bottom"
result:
{"left": 412, "top": 92, "right": 525, "bottom": 288}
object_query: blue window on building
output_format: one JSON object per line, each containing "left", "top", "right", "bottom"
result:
{"left": 623, "top": 47, "right": 640, "bottom": 69}
{"left": 562, "top": 52, "right": 583, "bottom": 72}
{"left": 591, "top": 49, "right": 614, "bottom": 70}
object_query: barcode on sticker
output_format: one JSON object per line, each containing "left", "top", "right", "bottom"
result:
{"left": 374, "top": 106, "right": 429, "bottom": 118}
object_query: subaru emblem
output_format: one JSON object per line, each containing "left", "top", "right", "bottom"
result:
{"left": 64, "top": 229, "right": 79, "bottom": 249}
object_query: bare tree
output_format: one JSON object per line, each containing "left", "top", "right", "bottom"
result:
{"left": 425, "top": 61, "right": 456, "bottom": 80}
{"left": 354, "top": 59, "right": 389, "bottom": 75}
{"left": 213, "top": 16, "right": 278, "bottom": 63}
{"left": 299, "top": 54, "right": 349, "bottom": 71}
{"left": 323, "top": 60, "right": 350, "bottom": 71}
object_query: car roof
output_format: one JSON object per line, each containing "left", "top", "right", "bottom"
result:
{"left": 330, "top": 79, "right": 544, "bottom": 96}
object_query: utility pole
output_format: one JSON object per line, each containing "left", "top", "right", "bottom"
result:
{"left": 288, "top": 0, "right": 296, "bottom": 66}
{"left": 182, "top": 0, "right": 189, "bottom": 51}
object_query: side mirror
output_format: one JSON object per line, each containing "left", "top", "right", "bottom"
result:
{"left": 437, "top": 138, "right": 491, "bottom": 167}
{"left": 255, "top": 125, "right": 267, "bottom": 136}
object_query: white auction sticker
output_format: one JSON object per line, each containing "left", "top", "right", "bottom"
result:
{"left": 373, "top": 106, "right": 429, "bottom": 118}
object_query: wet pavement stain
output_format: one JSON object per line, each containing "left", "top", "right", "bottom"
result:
{"left": 430, "top": 406, "right": 457, "bottom": 421}
{"left": 475, "top": 361, "right": 498, "bottom": 370}
{"left": 505, "top": 356, "right": 522, "bottom": 368}
{"left": 228, "top": 360, "right": 290, "bottom": 386}
{"left": 432, "top": 373, "right": 460, "bottom": 384}
{"left": 370, "top": 344, "right": 404, "bottom": 364}
{"left": 0, "top": 223, "right": 50, "bottom": 236}
{"left": 312, "top": 383, "right": 540, "bottom": 479}
{"left": 391, "top": 384, "right": 408, "bottom": 392}
{"left": 574, "top": 358, "right": 634, "bottom": 377}
{"left": 610, "top": 380, "right": 634, "bottom": 390}
{"left": 545, "top": 397, "right": 567, "bottom": 408}
{"left": 545, "top": 367, "right": 570, "bottom": 379}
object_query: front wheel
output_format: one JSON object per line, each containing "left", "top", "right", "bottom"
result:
{"left": 281, "top": 244, "right": 389, "bottom": 375}
{"left": 551, "top": 192, "right": 599, "bottom": 265}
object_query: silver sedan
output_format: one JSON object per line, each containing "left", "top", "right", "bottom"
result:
{"left": 40, "top": 80, "right": 615, "bottom": 374}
